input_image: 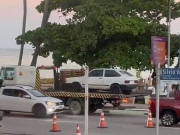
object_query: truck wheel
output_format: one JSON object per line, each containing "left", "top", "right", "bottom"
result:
{"left": 161, "top": 111, "right": 176, "bottom": 127}
{"left": 33, "top": 104, "right": 47, "bottom": 118}
{"left": 122, "top": 90, "right": 132, "bottom": 95}
{"left": 89, "top": 106, "right": 97, "bottom": 113}
{"left": 72, "top": 82, "right": 82, "bottom": 92}
{"left": 110, "top": 84, "right": 122, "bottom": 94}
{"left": 3, "top": 111, "right": 11, "bottom": 114}
{"left": 69, "top": 101, "right": 83, "bottom": 115}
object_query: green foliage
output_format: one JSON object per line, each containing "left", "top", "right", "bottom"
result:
{"left": 16, "top": 0, "right": 180, "bottom": 70}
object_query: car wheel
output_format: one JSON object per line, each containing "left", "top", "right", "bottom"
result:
{"left": 33, "top": 105, "right": 47, "bottom": 118}
{"left": 175, "top": 119, "right": 180, "bottom": 124}
{"left": 122, "top": 90, "right": 132, "bottom": 95}
{"left": 161, "top": 111, "right": 176, "bottom": 127}
{"left": 110, "top": 84, "right": 122, "bottom": 94}
{"left": 69, "top": 101, "right": 83, "bottom": 115}
{"left": 72, "top": 82, "right": 82, "bottom": 92}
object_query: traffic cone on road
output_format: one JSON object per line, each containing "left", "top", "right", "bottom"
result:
{"left": 76, "top": 124, "right": 81, "bottom": 135}
{"left": 97, "top": 111, "right": 108, "bottom": 128}
{"left": 50, "top": 113, "right": 61, "bottom": 132}
{"left": 145, "top": 110, "right": 154, "bottom": 128}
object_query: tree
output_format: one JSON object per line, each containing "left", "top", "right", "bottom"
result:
{"left": 31, "top": 0, "right": 51, "bottom": 66}
{"left": 18, "top": 0, "right": 27, "bottom": 65}
{"left": 16, "top": 0, "right": 180, "bottom": 70}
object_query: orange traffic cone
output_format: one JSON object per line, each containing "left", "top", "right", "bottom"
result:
{"left": 145, "top": 110, "right": 154, "bottom": 128}
{"left": 97, "top": 111, "right": 108, "bottom": 128}
{"left": 50, "top": 113, "right": 61, "bottom": 132}
{"left": 76, "top": 124, "right": 81, "bottom": 135}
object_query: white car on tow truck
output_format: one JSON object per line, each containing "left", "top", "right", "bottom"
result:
{"left": 0, "top": 85, "right": 64, "bottom": 118}
{"left": 65, "top": 68, "right": 139, "bottom": 95}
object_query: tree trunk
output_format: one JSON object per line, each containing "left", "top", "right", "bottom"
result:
{"left": 18, "top": 0, "right": 27, "bottom": 65}
{"left": 30, "top": 0, "right": 51, "bottom": 66}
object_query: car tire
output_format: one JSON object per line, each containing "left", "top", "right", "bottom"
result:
{"left": 72, "top": 82, "right": 82, "bottom": 92}
{"left": 175, "top": 119, "right": 180, "bottom": 124}
{"left": 33, "top": 104, "right": 47, "bottom": 118}
{"left": 161, "top": 111, "right": 176, "bottom": 127}
{"left": 110, "top": 84, "right": 122, "bottom": 94}
{"left": 69, "top": 100, "right": 83, "bottom": 115}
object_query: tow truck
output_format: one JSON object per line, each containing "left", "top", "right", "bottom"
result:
{"left": 0, "top": 65, "right": 150, "bottom": 115}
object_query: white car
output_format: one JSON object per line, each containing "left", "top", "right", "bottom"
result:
{"left": 65, "top": 68, "right": 139, "bottom": 95}
{"left": 0, "top": 85, "right": 64, "bottom": 118}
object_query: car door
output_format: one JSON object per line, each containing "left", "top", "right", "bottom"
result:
{"left": 103, "top": 70, "right": 121, "bottom": 89}
{"left": 12, "top": 89, "right": 36, "bottom": 112}
{"left": 88, "top": 69, "right": 104, "bottom": 89}
{"left": 0, "top": 88, "right": 15, "bottom": 111}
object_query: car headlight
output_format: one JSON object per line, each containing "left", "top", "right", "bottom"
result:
{"left": 45, "top": 101, "right": 55, "bottom": 106}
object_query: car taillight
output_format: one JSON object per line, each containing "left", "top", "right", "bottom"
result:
{"left": 124, "top": 80, "right": 130, "bottom": 83}
{"left": 148, "top": 100, "right": 152, "bottom": 108}
{"left": 134, "top": 80, "right": 138, "bottom": 83}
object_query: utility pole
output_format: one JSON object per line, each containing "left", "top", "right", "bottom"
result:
{"left": 167, "top": 0, "right": 171, "bottom": 97}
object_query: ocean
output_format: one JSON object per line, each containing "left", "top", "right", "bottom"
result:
{"left": 0, "top": 48, "right": 151, "bottom": 79}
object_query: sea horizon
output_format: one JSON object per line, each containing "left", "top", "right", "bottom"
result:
{"left": 0, "top": 48, "right": 156, "bottom": 79}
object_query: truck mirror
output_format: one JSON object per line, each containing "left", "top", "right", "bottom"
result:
{"left": 0, "top": 79, "right": 3, "bottom": 87}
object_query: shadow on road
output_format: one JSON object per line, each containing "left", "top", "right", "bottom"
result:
{"left": 3, "top": 110, "right": 145, "bottom": 120}
{"left": 1, "top": 132, "right": 33, "bottom": 135}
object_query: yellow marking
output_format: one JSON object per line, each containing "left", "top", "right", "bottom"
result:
{"left": 35, "top": 69, "right": 41, "bottom": 91}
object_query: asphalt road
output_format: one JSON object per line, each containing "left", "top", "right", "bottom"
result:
{"left": 1, "top": 110, "right": 180, "bottom": 135}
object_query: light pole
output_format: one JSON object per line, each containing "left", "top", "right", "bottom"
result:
{"left": 167, "top": 0, "right": 171, "bottom": 97}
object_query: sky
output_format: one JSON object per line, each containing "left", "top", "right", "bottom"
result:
{"left": 1, "top": 0, "right": 180, "bottom": 49}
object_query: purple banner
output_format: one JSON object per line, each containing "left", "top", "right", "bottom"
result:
{"left": 151, "top": 36, "right": 166, "bottom": 65}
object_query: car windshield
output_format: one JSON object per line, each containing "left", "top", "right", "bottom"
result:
{"left": 27, "top": 89, "right": 47, "bottom": 97}
{"left": 119, "top": 70, "right": 133, "bottom": 76}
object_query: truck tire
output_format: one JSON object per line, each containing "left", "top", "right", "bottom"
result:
{"left": 72, "top": 82, "right": 82, "bottom": 92}
{"left": 122, "top": 90, "right": 132, "bottom": 95}
{"left": 33, "top": 104, "right": 47, "bottom": 118}
{"left": 3, "top": 111, "right": 11, "bottom": 114}
{"left": 110, "top": 84, "right": 122, "bottom": 94}
{"left": 69, "top": 100, "right": 83, "bottom": 115}
{"left": 0, "top": 111, "right": 3, "bottom": 121}
{"left": 161, "top": 111, "right": 176, "bottom": 127}
{"left": 89, "top": 105, "right": 97, "bottom": 113}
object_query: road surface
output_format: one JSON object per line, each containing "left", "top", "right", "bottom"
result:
{"left": 1, "top": 110, "right": 180, "bottom": 135}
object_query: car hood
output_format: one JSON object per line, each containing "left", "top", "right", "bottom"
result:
{"left": 37, "top": 96, "right": 63, "bottom": 102}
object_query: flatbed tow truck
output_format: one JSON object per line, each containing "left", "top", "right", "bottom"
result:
{"left": 0, "top": 65, "right": 150, "bottom": 115}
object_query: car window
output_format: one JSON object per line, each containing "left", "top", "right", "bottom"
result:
{"left": 105, "top": 70, "right": 120, "bottom": 77}
{"left": 119, "top": 70, "right": 133, "bottom": 76}
{"left": 89, "top": 70, "right": 103, "bottom": 77}
{"left": 27, "top": 89, "right": 46, "bottom": 97}
{"left": 2, "top": 89, "right": 14, "bottom": 96}
{"left": 14, "top": 89, "right": 30, "bottom": 98}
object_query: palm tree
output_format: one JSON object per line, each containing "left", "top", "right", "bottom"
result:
{"left": 18, "top": 0, "right": 27, "bottom": 65}
{"left": 30, "top": 0, "right": 51, "bottom": 66}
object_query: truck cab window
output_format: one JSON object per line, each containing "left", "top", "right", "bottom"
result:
{"left": 89, "top": 70, "right": 103, "bottom": 77}
{"left": 4, "top": 68, "right": 14, "bottom": 80}
{"left": 105, "top": 70, "right": 120, "bottom": 77}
